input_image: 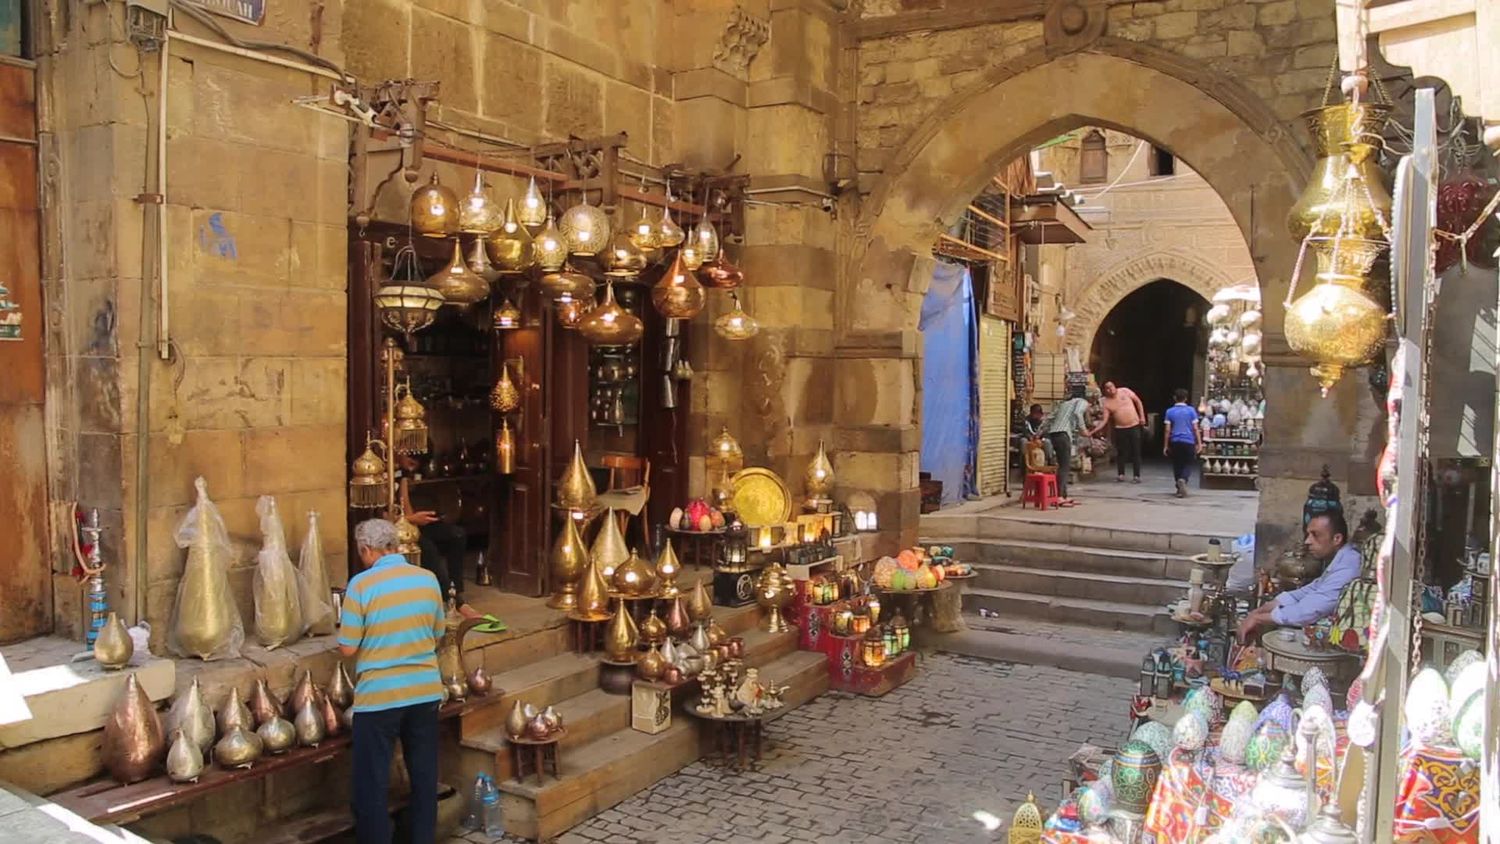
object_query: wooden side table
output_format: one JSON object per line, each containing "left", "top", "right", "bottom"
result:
{"left": 567, "top": 614, "right": 611, "bottom": 653}
{"left": 507, "top": 732, "right": 562, "bottom": 785}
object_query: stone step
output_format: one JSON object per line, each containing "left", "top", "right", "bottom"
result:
{"left": 920, "top": 513, "right": 1229, "bottom": 555}
{"left": 918, "top": 616, "right": 1169, "bottom": 680}
{"left": 943, "top": 539, "right": 1196, "bottom": 582}
{"left": 963, "top": 587, "right": 1176, "bottom": 635}
{"left": 972, "top": 562, "right": 1188, "bottom": 606}
{"left": 495, "top": 649, "right": 827, "bottom": 841}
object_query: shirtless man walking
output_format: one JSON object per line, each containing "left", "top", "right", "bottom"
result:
{"left": 1090, "top": 380, "right": 1147, "bottom": 484}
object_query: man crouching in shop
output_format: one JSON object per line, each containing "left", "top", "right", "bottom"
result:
{"left": 339, "top": 518, "right": 445, "bottom": 844}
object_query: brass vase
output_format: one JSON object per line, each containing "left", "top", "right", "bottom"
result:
{"left": 318, "top": 690, "right": 344, "bottom": 737}
{"left": 94, "top": 612, "right": 133, "bottom": 670}
{"left": 327, "top": 663, "right": 355, "bottom": 711}
{"left": 102, "top": 674, "right": 165, "bottom": 784}
{"left": 165, "top": 677, "right": 215, "bottom": 755}
{"left": 612, "top": 549, "right": 658, "bottom": 597}
{"left": 707, "top": 618, "right": 727, "bottom": 647}
{"left": 687, "top": 578, "right": 713, "bottom": 623}
{"left": 248, "top": 678, "right": 283, "bottom": 728}
{"left": 505, "top": 700, "right": 528, "bottom": 740}
{"left": 641, "top": 608, "right": 668, "bottom": 645}
{"left": 213, "top": 725, "right": 262, "bottom": 769}
{"left": 655, "top": 540, "right": 682, "bottom": 598}
{"left": 429, "top": 241, "right": 491, "bottom": 308}
{"left": 756, "top": 563, "right": 794, "bottom": 633}
{"left": 575, "top": 553, "right": 613, "bottom": 620}
{"left": 170, "top": 478, "right": 242, "bottom": 660}
{"left": 603, "top": 598, "right": 639, "bottom": 663}
{"left": 486, "top": 199, "right": 535, "bottom": 274}
{"left": 285, "top": 669, "right": 317, "bottom": 721}
{"left": 591, "top": 510, "right": 630, "bottom": 581}
{"left": 578, "top": 282, "right": 645, "bottom": 347}
{"left": 411, "top": 172, "right": 458, "bottom": 237}
{"left": 547, "top": 515, "right": 589, "bottom": 611}
{"left": 556, "top": 440, "right": 597, "bottom": 511}
{"left": 1287, "top": 103, "right": 1393, "bottom": 241}
{"left": 216, "top": 686, "right": 253, "bottom": 736}
{"left": 652, "top": 251, "right": 706, "bottom": 320}
{"left": 257, "top": 715, "right": 296, "bottom": 755}
{"left": 294, "top": 697, "right": 326, "bottom": 747}
{"left": 664, "top": 595, "right": 691, "bottom": 639}
{"left": 489, "top": 364, "right": 521, "bottom": 413}
{"left": 166, "top": 728, "right": 205, "bottom": 783}
{"left": 637, "top": 644, "right": 666, "bottom": 681}
{"left": 468, "top": 666, "right": 493, "bottom": 696}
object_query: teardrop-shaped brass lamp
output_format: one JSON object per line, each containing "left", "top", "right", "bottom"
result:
{"left": 411, "top": 172, "right": 458, "bottom": 237}
{"left": 94, "top": 611, "right": 134, "bottom": 670}
{"left": 612, "top": 548, "right": 658, "bottom": 597}
{"left": 534, "top": 214, "right": 568, "bottom": 271}
{"left": 703, "top": 247, "right": 744, "bottom": 289}
{"left": 679, "top": 243, "right": 706, "bottom": 271}
{"left": 603, "top": 597, "right": 639, "bottom": 662}
{"left": 489, "top": 363, "right": 521, "bottom": 413}
{"left": 714, "top": 292, "right": 760, "bottom": 341}
{"left": 428, "top": 241, "right": 490, "bottom": 308}
{"left": 165, "top": 677, "right": 215, "bottom": 755}
{"left": 486, "top": 199, "right": 535, "bottom": 274}
{"left": 591, "top": 509, "right": 630, "bottom": 581}
{"left": 166, "top": 728, "right": 205, "bottom": 782}
{"left": 556, "top": 439, "right": 597, "bottom": 511}
{"left": 655, "top": 539, "right": 682, "bottom": 598}
{"left": 493, "top": 297, "right": 522, "bottom": 330}
{"left": 538, "top": 268, "right": 596, "bottom": 303}
{"left": 657, "top": 207, "right": 686, "bottom": 248}
{"left": 495, "top": 420, "right": 516, "bottom": 475}
{"left": 574, "top": 552, "right": 613, "bottom": 620}
{"left": 546, "top": 515, "right": 588, "bottom": 610}
{"left": 687, "top": 577, "right": 714, "bottom": 623}
{"left": 805, "top": 438, "right": 835, "bottom": 504}
{"left": 604, "top": 230, "right": 648, "bottom": 278}
{"left": 459, "top": 171, "right": 501, "bottom": 234}
{"left": 653, "top": 252, "right": 707, "bottom": 319}
{"left": 630, "top": 205, "right": 660, "bottom": 251}
{"left": 561, "top": 194, "right": 611, "bottom": 256}
{"left": 213, "top": 724, "right": 262, "bottom": 769}
{"left": 103, "top": 674, "right": 165, "bottom": 784}
{"left": 641, "top": 607, "right": 668, "bottom": 645}
{"left": 578, "top": 282, "right": 645, "bottom": 347}
{"left": 692, "top": 217, "right": 720, "bottom": 258}
{"left": 518, "top": 176, "right": 548, "bottom": 227}
{"left": 248, "top": 678, "right": 282, "bottom": 728}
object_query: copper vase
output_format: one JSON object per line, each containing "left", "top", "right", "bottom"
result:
{"left": 102, "top": 674, "right": 165, "bottom": 784}
{"left": 216, "top": 686, "right": 253, "bottom": 736}
{"left": 603, "top": 598, "right": 639, "bottom": 662}
{"left": 547, "top": 515, "right": 589, "bottom": 611}
{"left": 664, "top": 596, "right": 691, "bottom": 639}
{"left": 468, "top": 666, "right": 493, "bottom": 696}
{"left": 248, "top": 678, "right": 283, "bottom": 728}
{"left": 318, "top": 690, "right": 344, "bottom": 737}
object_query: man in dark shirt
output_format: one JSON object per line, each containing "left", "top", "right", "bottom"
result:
{"left": 394, "top": 454, "right": 473, "bottom": 616}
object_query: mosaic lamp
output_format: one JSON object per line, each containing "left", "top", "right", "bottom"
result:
{"left": 560, "top": 193, "right": 611, "bottom": 256}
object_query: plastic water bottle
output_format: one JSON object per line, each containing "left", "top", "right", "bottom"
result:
{"left": 462, "top": 773, "right": 485, "bottom": 831}
{"left": 480, "top": 774, "right": 504, "bottom": 839}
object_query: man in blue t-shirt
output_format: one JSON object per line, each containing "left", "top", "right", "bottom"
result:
{"left": 1162, "top": 388, "right": 1201, "bottom": 498}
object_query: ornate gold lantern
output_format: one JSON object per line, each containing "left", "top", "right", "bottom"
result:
{"left": 392, "top": 382, "right": 429, "bottom": 454}
{"left": 708, "top": 427, "right": 744, "bottom": 477}
{"left": 428, "top": 241, "right": 490, "bottom": 308}
{"left": 713, "top": 292, "right": 759, "bottom": 341}
{"left": 410, "top": 172, "right": 457, "bottom": 237}
{"left": 1009, "top": 794, "right": 1044, "bottom": 844}
{"left": 486, "top": 199, "right": 534, "bottom": 274}
{"left": 1287, "top": 102, "right": 1393, "bottom": 241}
{"left": 604, "top": 230, "right": 648, "bottom": 278}
{"left": 629, "top": 206, "right": 660, "bottom": 251}
{"left": 721, "top": 521, "right": 748, "bottom": 568}
{"left": 703, "top": 247, "right": 744, "bottom": 290}
{"left": 656, "top": 206, "right": 686, "bottom": 248}
{"left": 860, "top": 625, "right": 886, "bottom": 667}
{"left": 533, "top": 215, "right": 568, "bottom": 271}
{"left": 518, "top": 176, "right": 548, "bottom": 226}
{"left": 556, "top": 440, "right": 597, "bottom": 512}
{"left": 539, "top": 268, "right": 596, "bottom": 303}
{"left": 489, "top": 363, "right": 521, "bottom": 414}
{"left": 652, "top": 251, "right": 707, "bottom": 320}
{"left": 459, "top": 171, "right": 500, "bottom": 234}
{"left": 495, "top": 420, "right": 516, "bottom": 475}
{"left": 374, "top": 247, "right": 445, "bottom": 336}
{"left": 578, "top": 282, "right": 644, "bottom": 347}
{"left": 395, "top": 515, "right": 422, "bottom": 565}
{"left": 492, "top": 297, "right": 521, "bottom": 330}
{"left": 560, "top": 194, "right": 611, "bottom": 256}
{"left": 348, "top": 440, "right": 387, "bottom": 509}
{"left": 1285, "top": 237, "right": 1389, "bottom": 396}
{"left": 546, "top": 514, "right": 588, "bottom": 610}
{"left": 804, "top": 439, "right": 835, "bottom": 511}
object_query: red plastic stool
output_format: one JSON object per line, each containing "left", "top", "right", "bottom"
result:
{"left": 1022, "top": 472, "right": 1060, "bottom": 510}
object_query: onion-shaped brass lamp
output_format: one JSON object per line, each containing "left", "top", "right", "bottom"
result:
{"left": 395, "top": 515, "right": 422, "bottom": 565}
{"left": 459, "top": 171, "right": 500, "bottom": 234}
{"left": 410, "top": 172, "right": 457, "bottom": 237}
{"left": 534, "top": 215, "right": 568, "bottom": 271}
{"left": 703, "top": 247, "right": 744, "bottom": 289}
{"left": 556, "top": 293, "right": 587, "bottom": 329}
{"left": 428, "top": 241, "right": 490, "bottom": 308}
{"left": 486, "top": 199, "right": 534, "bottom": 274}
{"left": 561, "top": 194, "right": 611, "bottom": 256}
{"left": 539, "top": 268, "right": 596, "bottom": 303}
{"left": 713, "top": 292, "right": 759, "bottom": 341}
{"left": 578, "top": 282, "right": 644, "bottom": 347}
{"left": 1287, "top": 102, "right": 1393, "bottom": 241}
{"left": 492, "top": 297, "right": 521, "bottom": 330}
{"left": 518, "top": 175, "right": 548, "bottom": 227}
{"left": 1285, "top": 236, "right": 1389, "bottom": 396}
{"left": 708, "top": 426, "right": 744, "bottom": 476}
{"left": 629, "top": 206, "right": 660, "bottom": 251}
{"left": 489, "top": 364, "right": 521, "bottom": 413}
{"left": 604, "top": 230, "right": 648, "bottom": 278}
{"left": 653, "top": 251, "right": 706, "bottom": 320}
{"left": 657, "top": 207, "right": 686, "bottom": 248}
{"left": 348, "top": 440, "right": 387, "bottom": 509}
{"left": 392, "top": 382, "right": 429, "bottom": 454}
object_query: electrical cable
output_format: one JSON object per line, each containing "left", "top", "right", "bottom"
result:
{"left": 167, "top": 0, "right": 350, "bottom": 81}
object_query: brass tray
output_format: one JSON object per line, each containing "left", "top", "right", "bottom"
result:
{"left": 730, "top": 467, "right": 792, "bottom": 528}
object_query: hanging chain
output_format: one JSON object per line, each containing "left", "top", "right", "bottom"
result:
{"left": 1408, "top": 223, "right": 1439, "bottom": 680}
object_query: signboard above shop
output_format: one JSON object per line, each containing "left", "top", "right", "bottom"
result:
{"left": 182, "top": 0, "right": 265, "bottom": 25}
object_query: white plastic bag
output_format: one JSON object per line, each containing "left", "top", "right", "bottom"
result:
{"left": 296, "top": 510, "right": 336, "bottom": 637}
{"left": 169, "top": 477, "right": 246, "bottom": 660}
{"left": 253, "top": 496, "right": 303, "bottom": 649}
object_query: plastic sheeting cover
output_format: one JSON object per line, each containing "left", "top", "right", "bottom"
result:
{"left": 920, "top": 262, "right": 979, "bottom": 506}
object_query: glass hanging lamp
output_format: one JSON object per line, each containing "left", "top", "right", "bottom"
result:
{"left": 713, "top": 292, "right": 759, "bottom": 341}
{"left": 486, "top": 198, "right": 534, "bottom": 274}
{"left": 657, "top": 205, "right": 686, "bottom": 248}
{"left": 533, "top": 214, "right": 568, "bottom": 272}
{"left": 518, "top": 175, "right": 548, "bottom": 227}
{"left": 459, "top": 169, "right": 500, "bottom": 234}
{"left": 410, "top": 173, "right": 458, "bottom": 237}
{"left": 560, "top": 191, "right": 610, "bottom": 256}
{"left": 630, "top": 205, "right": 661, "bottom": 251}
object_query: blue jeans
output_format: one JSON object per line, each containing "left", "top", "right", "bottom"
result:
{"left": 352, "top": 701, "right": 440, "bottom": 844}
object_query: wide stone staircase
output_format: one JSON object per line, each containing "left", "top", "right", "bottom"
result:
{"left": 456, "top": 597, "right": 827, "bottom": 841}
{"left": 919, "top": 509, "right": 1220, "bottom": 677}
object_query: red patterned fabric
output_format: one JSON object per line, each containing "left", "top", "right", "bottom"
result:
{"left": 1145, "top": 752, "right": 1209, "bottom": 841}
{"left": 1394, "top": 744, "right": 1481, "bottom": 843}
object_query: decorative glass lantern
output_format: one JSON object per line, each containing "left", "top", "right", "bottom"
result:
{"left": 492, "top": 297, "right": 521, "bottom": 330}
{"left": 533, "top": 215, "right": 568, "bottom": 271}
{"left": 867, "top": 594, "right": 881, "bottom": 626}
{"left": 882, "top": 624, "right": 899, "bottom": 658}
{"left": 851, "top": 608, "right": 871, "bottom": 635}
{"left": 721, "top": 521, "right": 748, "bottom": 568}
{"left": 832, "top": 602, "right": 853, "bottom": 636}
{"left": 349, "top": 440, "right": 387, "bottom": 509}
{"left": 560, "top": 193, "right": 611, "bottom": 256}
{"left": 1139, "top": 653, "right": 1158, "bottom": 697}
{"left": 860, "top": 626, "right": 886, "bottom": 668}
{"left": 892, "top": 609, "right": 910, "bottom": 653}
{"left": 629, "top": 205, "right": 660, "bottom": 251}
{"left": 757, "top": 526, "right": 774, "bottom": 554}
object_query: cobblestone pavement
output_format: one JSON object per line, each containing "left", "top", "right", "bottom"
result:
{"left": 447, "top": 653, "right": 1135, "bottom": 844}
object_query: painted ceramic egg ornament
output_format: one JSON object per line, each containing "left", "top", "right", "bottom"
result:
{"left": 1453, "top": 694, "right": 1483, "bottom": 760}
{"left": 1244, "top": 721, "right": 1290, "bottom": 772}
{"left": 1218, "top": 715, "right": 1254, "bottom": 765}
{"left": 1254, "top": 692, "right": 1296, "bottom": 735}
{"left": 1183, "top": 687, "right": 1221, "bottom": 727}
{"left": 1404, "top": 667, "right": 1453, "bottom": 746}
{"left": 1077, "top": 783, "right": 1110, "bottom": 827}
{"left": 1174, "top": 711, "right": 1208, "bottom": 753}
{"left": 1131, "top": 720, "right": 1174, "bottom": 763}
{"left": 1230, "top": 700, "right": 1259, "bottom": 725}
{"left": 1303, "top": 684, "right": 1335, "bottom": 718}
{"left": 1443, "top": 650, "right": 1482, "bottom": 686}
{"left": 1110, "top": 741, "right": 1162, "bottom": 816}
{"left": 1300, "top": 666, "right": 1329, "bottom": 694}
{"left": 1448, "top": 661, "right": 1484, "bottom": 716}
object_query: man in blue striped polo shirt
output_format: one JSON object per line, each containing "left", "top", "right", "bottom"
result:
{"left": 339, "top": 518, "right": 446, "bottom": 844}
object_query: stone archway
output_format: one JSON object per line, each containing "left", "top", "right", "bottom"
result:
{"left": 1072, "top": 252, "right": 1238, "bottom": 356}
{"left": 835, "top": 41, "right": 1369, "bottom": 556}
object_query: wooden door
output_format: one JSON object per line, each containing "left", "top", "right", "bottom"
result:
{"left": 494, "top": 290, "right": 549, "bottom": 595}
{"left": 0, "top": 59, "right": 49, "bottom": 642}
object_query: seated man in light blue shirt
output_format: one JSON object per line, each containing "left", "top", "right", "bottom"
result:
{"left": 1237, "top": 511, "right": 1362, "bottom": 644}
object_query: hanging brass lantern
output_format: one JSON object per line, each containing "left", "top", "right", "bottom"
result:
{"left": 395, "top": 515, "right": 422, "bottom": 565}
{"left": 703, "top": 247, "right": 744, "bottom": 289}
{"left": 630, "top": 205, "right": 660, "bottom": 251}
{"left": 465, "top": 235, "right": 500, "bottom": 284}
{"left": 495, "top": 420, "right": 516, "bottom": 475}
{"left": 1287, "top": 102, "right": 1393, "bottom": 241}
{"left": 349, "top": 440, "right": 387, "bottom": 509}
{"left": 534, "top": 215, "right": 568, "bottom": 271}
{"left": 708, "top": 426, "right": 744, "bottom": 476}
{"left": 538, "top": 268, "right": 596, "bottom": 303}
{"left": 428, "top": 241, "right": 490, "bottom": 308}
{"left": 393, "top": 382, "right": 429, "bottom": 454}
{"left": 714, "top": 292, "right": 759, "bottom": 341}
{"left": 653, "top": 251, "right": 707, "bottom": 319}
{"left": 1285, "top": 237, "right": 1389, "bottom": 396}
{"left": 561, "top": 194, "right": 611, "bottom": 256}
{"left": 518, "top": 176, "right": 548, "bottom": 227}
{"left": 603, "top": 597, "right": 639, "bottom": 662}
{"left": 612, "top": 548, "right": 658, "bottom": 597}
{"left": 486, "top": 199, "right": 535, "bottom": 274}
{"left": 655, "top": 539, "right": 682, "bottom": 598}
{"left": 546, "top": 514, "right": 588, "bottom": 611}
{"left": 591, "top": 509, "right": 630, "bottom": 581}
{"left": 459, "top": 171, "right": 501, "bottom": 234}
{"left": 574, "top": 550, "right": 613, "bottom": 620}
{"left": 556, "top": 293, "right": 588, "bottom": 329}
{"left": 805, "top": 439, "right": 835, "bottom": 508}
{"left": 410, "top": 172, "right": 458, "bottom": 237}
{"left": 493, "top": 296, "right": 522, "bottom": 330}
{"left": 604, "top": 230, "right": 649, "bottom": 278}
{"left": 374, "top": 249, "right": 445, "bottom": 336}
{"left": 692, "top": 216, "right": 720, "bottom": 259}
{"left": 657, "top": 206, "right": 686, "bottom": 248}
{"left": 556, "top": 440, "right": 597, "bottom": 511}
{"left": 679, "top": 242, "right": 706, "bottom": 271}
{"left": 578, "top": 282, "right": 645, "bottom": 347}
{"left": 489, "top": 364, "right": 522, "bottom": 414}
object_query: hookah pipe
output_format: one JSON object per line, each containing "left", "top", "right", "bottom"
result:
{"left": 70, "top": 506, "right": 109, "bottom": 648}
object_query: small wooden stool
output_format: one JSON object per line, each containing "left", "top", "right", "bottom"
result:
{"left": 508, "top": 733, "right": 561, "bottom": 784}
{"left": 568, "top": 616, "right": 609, "bottom": 653}
{"left": 1022, "top": 472, "right": 1060, "bottom": 510}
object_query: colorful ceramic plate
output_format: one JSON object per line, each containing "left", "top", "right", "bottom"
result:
{"left": 730, "top": 468, "right": 792, "bottom": 527}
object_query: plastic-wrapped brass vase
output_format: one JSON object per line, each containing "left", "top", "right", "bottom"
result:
{"left": 252, "top": 496, "right": 304, "bottom": 649}
{"left": 93, "top": 612, "right": 133, "bottom": 670}
{"left": 297, "top": 510, "right": 336, "bottom": 637}
{"left": 165, "top": 677, "right": 216, "bottom": 755}
{"left": 169, "top": 477, "right": 245, "bottom": 660}
{"left": 103, "top": 674, "right": 165, "bottom": 784}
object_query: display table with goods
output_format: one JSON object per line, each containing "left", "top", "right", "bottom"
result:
{"left": 686, "top": 661, "right": 790, "bottom": 770}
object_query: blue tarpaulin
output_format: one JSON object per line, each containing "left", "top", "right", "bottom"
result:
{"left": 920, "top": 262, "right": 979, "bottom": 506}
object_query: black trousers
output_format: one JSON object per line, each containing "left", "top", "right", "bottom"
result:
{"left": 1169, "top": 441, "right": 1197, "bottom": 483}
{"left": 418, "top": 522, "right": 466, "bottom": 602}
{"left": 352, "top": 701, "right": 440, "bottom": 844}
{"left": 1112, "top": 426, "right": 1143, "bottom": 479}
{"left": 1047, "top": 432, "right": 1073, "bottom": 498}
